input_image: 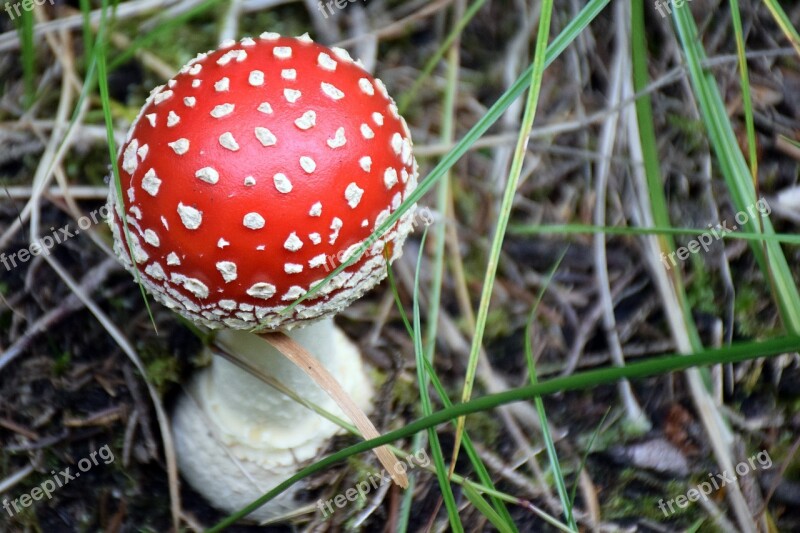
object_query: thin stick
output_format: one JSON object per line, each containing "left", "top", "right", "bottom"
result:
{"left": 259, "top": 331, "right": 409, "bottom": 488}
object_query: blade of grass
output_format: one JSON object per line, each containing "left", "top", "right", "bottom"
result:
{"left": 761, "top": 0, "right": 800, "bottom": 57}
{"left": 462, "top": 480, "right": 516, "bottom": 533}
{"left": 411, "top": 228, "right": 463, "bottom": 531}
{"left": 524, "top": 252, "right": 577, "bottom": 530}
{"left": 19, "top": 4, "right": 35, "bottom": 108}
{"left": 452, "top": 0, "right": 554, "bottom": 474}
{"left": 387, "top": 261, "right": 518, "bottom": 529}
{"left": 729, "top": 0, "right": 758, "bottom": 184}
{"left": 508, "top": 222, "right": 800, "bottom": 245}
{"left": 673, "top": 4, "right": 800, "bottom": 333}
{"left": 207, "top": 334, "right": 800, "bottom": 531}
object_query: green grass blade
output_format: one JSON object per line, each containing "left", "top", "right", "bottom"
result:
{"left": 412, "top": 229, "right": 463, "bottom": 532}
{"left": 524, "top": 253, "right": 577, "bottom": 530}
{"left": 761, "top": 0, "right": 800, "bottom": 56}
{"left": 453, "top": 0, "right": 553, "bottom": 470}
{"left": 19, "top": 5, "right": 35, "bottom": 108}
{"left": 461, "top": 480, "right": 515, "bottom": 533}
{"left": 672, "top": 4, "right": 800, "bottom": 332}
{"left": 207, "top": 335, "right": 800, "bottom": 531}
{"left": 729, "top": 0, "right": 758, "bottom": 182}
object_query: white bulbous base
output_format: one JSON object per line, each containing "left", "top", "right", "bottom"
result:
{"left": 172, "top": 318, "right": 373, "bottom": 522}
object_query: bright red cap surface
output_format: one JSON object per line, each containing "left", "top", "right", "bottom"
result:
{"left": 108, "top": 33, "right": 418, "bottom": 330}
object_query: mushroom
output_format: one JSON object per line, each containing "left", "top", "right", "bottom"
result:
{"left": 106, "top": 33, "right": 418, "bottom": 521}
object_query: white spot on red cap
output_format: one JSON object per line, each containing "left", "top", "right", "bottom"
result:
{"left": 141, "top": 169, "right": 161, "bottom": 196}
{"left": 284, "top": 232, "right": 303, "bottom": 251}
{"left": 295, "top": 110, "right": 316, "bottom": 130}
{"left": 216, "top": 261, "right": 238, "bottom": 282}
{"left": 211, "top": 103, "right": 235, "bottom": 118}
{"left": 309, "top": 202, "right": 322, "bottom": 216}
{"left": 384, "top": 167, "right": 398, "bottom": 189}
{"left": 145, "top": 262, "right": 166, "bottom": 280}
{"left": 309, "top": 232, "right": 321, "bottom": 244}
{"left": 137, "top": 144, "right": 149, "bottom": 161}
{"left": 217, "top": 50, "right": 240, "bottom": 66}
{"left": 273, "top": 173, "right": 292, "bottom": 193}
{"left": 321, "top": 82, "right": 344, "bottom": 100}
{"left": 331, "top": 47, "right": 352, "bottom": 62}
{"left": 177, "top": 203, "right": 203, "bottom": 229}
{"left": 145, "top": 113, "right": 156, "bottom": 127}
{"left": 243, "top": 212, "right": 265, "bottom": 229}
{"left": 219, "top": 299, "right": 237, "bottom": 310}
{"left": 372, "top": 112, "right": 384, "bottom": 126}
{"left": 309, "top": 254, "right": 327, "bottom": 268}
{"left": 123, "top": 140, "right": 139, "bottom": 174}
{"left": 296, "top": 32, "right": 312, "bottom": 43}
{"left": 327, "top": 127, "right": 346, "bottom": 148}
{"left": 241, "top": 37, "right": 256, "bottom": 46}
{"left": 282, "top": 286, "right": 306, "bottom": 301}
{"left": 219, "top": 132, "right": 240, "bottom": 151}
{"left": 284, "top": 89, "right": 301, "bottom": 103}
{"left": 192, "top": 79, "right": 202, "bottom": 88}
{"left": 260, "top": 31, "right": 279, "bottom": 40}
{"left": 283, "top": 263, "right": 303, "bottom": 274}
{"left": 167, "top": 252, "right": 181, "bottom": 265}
{"left": 172, "top": 273, "right": 209, "bottom": 299}
{"left": 195, "top": 167, "right": 219, "bottom": 184}
{"left": 244, "top": 176, "right": 256, "bottom": 186}
{"left": 153, "top": 90, "right": 173, "bottom": 105}
{"left": 300, "top": 156, "right": 316, "bottom": 173}
{"left": 161, "top": 216, "right": 169, "bottom": 230}
{"left": 247, "top": 282, "right": 276, "bottom": 299}
{"left": 374, "top": 78, "right": 389, "bottom": 98}
{"left": 144, "top": 229, "right": 160, "bottom": 247}
{"left": 360, "top": 124, "right": 375, "bottom": 139}
{"left": 345, "top": 182, "right": 364, "bottom": 208}
{"left": 317, "top": 52, "right": 337, "bottom": 71}
{"left": 249, "top": 70, "right": 265, "bottom": 86}
{"left": 281, "top": 69, "right": 296, "bottom": 80}
{"left": 359, "top": 156, "right": 372, "bottom": 172}
{"left": 167, "top": 111, "right": 180, "bottom": 127}
{"left": 255, "top": 127, "right": 277, "bottom": 146}
{"left": 188, "top": 64, "right": 202, "bottom": 76}
{"left": 358, "top": 78, "right": 374, "bottom": 95}
{"left": 329, "top": 217, "right": 343, "bottom": 244}
{"left": 257, "top": 102, "right": 273, "bottom": 114}
{"left": 391, "top": 132, "right": 402, "bottom": 155}
{"left": 168, "top": 138, "right": 189, "bottom": 155}
{"left": 217, "top": 238, "right": 230, "bottom": 248}
{"left": 273, "top": 46, "right": 292, "bottom": 59}
{"left": 214, "top": 77, "right": 230, "bottom": 92}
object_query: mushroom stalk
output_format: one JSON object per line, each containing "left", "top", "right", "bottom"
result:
{"left": 173, "top": 317, "right": 374, "bottom": 520}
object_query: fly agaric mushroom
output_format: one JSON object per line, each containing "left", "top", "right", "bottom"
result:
{"left": 107, "top": 33, "right": 417, "bottom": 521}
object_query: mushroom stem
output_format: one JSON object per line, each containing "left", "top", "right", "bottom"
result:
{"left": 172, "top": 317, "right": 378, "bottom": 520}
{"left": 259, "top": 330, "right": 409, "bottom": 488}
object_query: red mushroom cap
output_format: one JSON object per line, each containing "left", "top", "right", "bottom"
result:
{"left": 108, "top": 33, "right": 418, "bottom": 330}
